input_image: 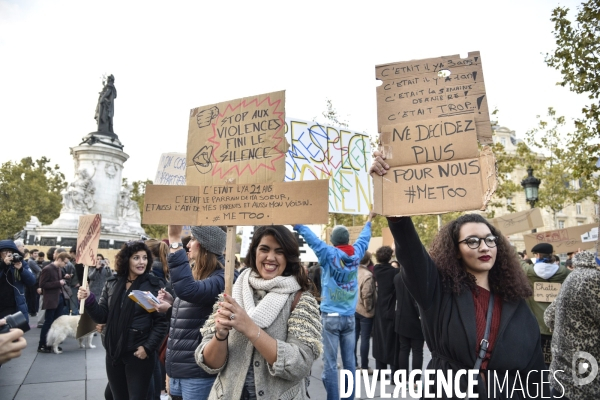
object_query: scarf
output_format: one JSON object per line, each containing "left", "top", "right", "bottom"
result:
{"left": 232, "top": 269, "right": 300, "bottom": 328}
{"left": 335, "top": 244, "right": 355, "bottom": 256}
{"left": 105, "top": 274, "right": 147, "bottom": 364}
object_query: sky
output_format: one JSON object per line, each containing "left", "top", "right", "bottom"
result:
{"left": 0, "top": 0, "right": 590, "bottom": 184}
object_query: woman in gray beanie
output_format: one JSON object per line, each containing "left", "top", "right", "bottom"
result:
{"left": 154, "top": 225, "right": 233, "bottom": 400}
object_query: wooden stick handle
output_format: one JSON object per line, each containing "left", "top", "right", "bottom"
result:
{"left": 224, "top": 226, "right": 237, "bottom": 296}
{"left": 79, "top": 265, "right": 89, "bottom": 314}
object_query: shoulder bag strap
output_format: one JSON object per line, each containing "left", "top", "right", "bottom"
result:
{"left": 474, "top": 292, "right": 494, "bottom": 371}
{"left": 290, "top": 290, "right": 303, "bottom": 313}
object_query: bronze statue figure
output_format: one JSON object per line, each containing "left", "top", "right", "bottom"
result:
{"left": 95, "top": 75, "right": 117, "bottom": 134}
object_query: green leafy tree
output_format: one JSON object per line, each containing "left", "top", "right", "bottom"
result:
{"left": 485, "top": 110, "right": 523, "bottom": 216}
{"left": 124, "top": 179, "right": 168, "bottom": 239}
{"left": 546, "top": 0, "right": 600, "bottom": 181}
{"left": 517, "top": 108, "right": 598, "bottom": 227}
{"left": 0, "top": 157, "right": 66, "bottom": 239}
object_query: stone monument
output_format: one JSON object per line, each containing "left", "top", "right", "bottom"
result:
{"left": 25, "top": 75, "right": 146, "bottom": 249}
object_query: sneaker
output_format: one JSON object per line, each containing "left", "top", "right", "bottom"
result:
{"left": 37, "top": 346, "right": 51, "bottom": 353}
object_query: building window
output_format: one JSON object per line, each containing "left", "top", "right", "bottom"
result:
{"left": 507, "top": 197, "right": 512, "bottom": 206}
{"left": 578, "top": 221, "right": 584, "bottom": 226}
{"left": 558, "top": 220, "right": 565, "bottom": 229}
{"left": 576, "top": 203, "right": 582, "bottom": 215}
{"left": 500, "top": 137, "right": 506, "bottom": 146}
{"left": 596, "top": 204, "right": 599, "bottom": 215}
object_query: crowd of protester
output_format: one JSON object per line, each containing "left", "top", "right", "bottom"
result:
{"left": 1, "top": 160, "right": 599, "bottom": 399}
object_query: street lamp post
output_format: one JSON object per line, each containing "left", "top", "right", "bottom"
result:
{"left": 521, "top": 166, "right": 542, "bottom": 233}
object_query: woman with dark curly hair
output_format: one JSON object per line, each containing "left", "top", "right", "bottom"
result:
{"left": 371, "top": 154, "right": 548, "bottom": 399}
{"left": 78, "top": 241, "right": 168, "bottom": 400}
{"left": 196, "top": 225, "right": 322, "bottom": 400}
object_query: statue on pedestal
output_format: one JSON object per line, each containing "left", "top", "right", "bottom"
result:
{"left": 61, "top": 166, "right": 96, "bottom": 213}
{"left": 118, "top": 185, "right": 141, "bottom": 222}
{"left": 95, "top": 75, "right": 117, "bottom": 134}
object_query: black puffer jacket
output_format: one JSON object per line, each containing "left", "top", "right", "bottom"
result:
{"left": 165, "top": 249, "right": 235, "bottom": 379}
{"left": 86, "top": 273, "right": 168, "bottom": 353}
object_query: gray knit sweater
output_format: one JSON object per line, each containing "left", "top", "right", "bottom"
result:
{"left": 195, "top": 290, "right": 322, "bottom": 400}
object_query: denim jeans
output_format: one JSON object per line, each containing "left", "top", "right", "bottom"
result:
{"left": 322, "top": 313, "right": 355, "bottom": 400}
{"left": 169, "top": 376, "right": 216, "bottom": 400}
{"left": 354, "top": 313, "right": 373, "bottom": 369}
{"left": 38, "top": 295, "right": 64, "bottom": 347}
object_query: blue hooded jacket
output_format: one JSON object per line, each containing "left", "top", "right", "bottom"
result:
{"left": 0, "top": 240, "right": 35, "bottom": 323}
{"left": 294, "top": 222, "right": 371, "bottom": 316}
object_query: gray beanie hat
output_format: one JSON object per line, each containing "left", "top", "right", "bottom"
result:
{"left": 190, "top": 226, "right": 227, "bottom": 255}
{"left": 331, "top": 225, "right": 350, "bottom": 246}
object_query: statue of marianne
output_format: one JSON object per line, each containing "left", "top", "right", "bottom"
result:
{"left": 94, "top": 75, "right": 117, "bottom": 134}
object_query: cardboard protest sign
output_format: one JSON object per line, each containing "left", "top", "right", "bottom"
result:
{"left": 382, "top": 227, "right": 394, "bottom": 248}
{"left": 155, "top": 152, "right": 187, "bottom": 185}
{"left": 487, "top": 208, "right": 544, "bottom": 236}
{"left": 76, "top": 312, "right": 97, "bottom": 339}
{"left": 375, "top": 51, "right": 492, "bottom": 144}
{"left": 154, "top": 152, "right": 191, "bottom": 237}
{"left": 372, "top": 147, "right": 497, "bottom": 216}
{"left": 523, "top": 223, "right": 597, "bottom": 254}
{"left": 187, "top": 91, "right": 289, "bottom": 186}
{"left": 143, "top": 180, "right": 329, "bottom": 226}
{"left": 285, "top": 118, "right": 371, "bottom": 215}
{"left": 75, "top": 214, "right": 101, "bottom": 335}
{"left": 533, "top": 282, "right": 562, "bottom": 303}
{"left": 76, "top": 214, "right": 102, "bottom": 266}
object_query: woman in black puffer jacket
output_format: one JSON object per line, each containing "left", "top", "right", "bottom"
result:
{"left": 78, "top": 241, "right": 168, "bottom": 400}
{"left": 155, "top": 225, "right": 234, "bottom": 400}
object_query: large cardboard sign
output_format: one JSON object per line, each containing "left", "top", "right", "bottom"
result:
{"left": 488, "top": 208, "right": 544, "bottom": 236}
{"left": 372, "top": 147, "right": 497, "bottom": 216}
{"left": 76, "top": 214, "right": 102, "bottom": 266}
{"left": 187, "top": 91, "right": 289, "bottom": 186}
{"left": 143, "top": 180, "right": 329, "bottom": 226}
{"left": 523, "top": 223, "right": 597, "bottom": 254}
{"left": 285, "top": 118, "right": 371, "bottom": 215}
{"left": 375, "top": 51, "right": 492, "bottom": 144}
{"left": 382, "top": 227, "right": 394, "bottom": 247}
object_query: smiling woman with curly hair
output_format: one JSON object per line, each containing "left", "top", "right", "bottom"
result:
{"left": 371, "top": 154, "right": 549, "bottom": 399}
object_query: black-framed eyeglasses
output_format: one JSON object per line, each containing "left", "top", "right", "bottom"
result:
{"left": 457, "top": 236, "right": 498, "bottom": 249}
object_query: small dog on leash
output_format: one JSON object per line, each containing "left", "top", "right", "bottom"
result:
{"left": 46, "top": 315, "right": 95, "bottom": 354}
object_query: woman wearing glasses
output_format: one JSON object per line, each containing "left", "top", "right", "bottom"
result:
{"left": 370, "top": 154, "right": 548, "bottom": 399}
{"left": 78, "top": 241, "right": 168, "bottom": 400}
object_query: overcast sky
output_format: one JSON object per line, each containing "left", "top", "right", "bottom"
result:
{"left": 0, "top": 0, "right": 589, "bottom": 183}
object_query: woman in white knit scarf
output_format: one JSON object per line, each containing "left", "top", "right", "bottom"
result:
{"left": 196, "top": 225, "right": 322, "bottom": 400}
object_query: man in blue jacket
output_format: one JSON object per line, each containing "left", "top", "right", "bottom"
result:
{"left": 294, "top": 213, "right": 373, "bottom": 400}
{"left": 0, "top": 240, "right": 36, "bottom": 323}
